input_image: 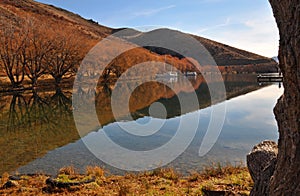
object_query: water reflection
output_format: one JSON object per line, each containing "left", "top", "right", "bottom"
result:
{"left": 0, "top": 89, "right": 77, "bottom": 173}
{"left": 0, "top": 74, "right": 281, "bottom": 175}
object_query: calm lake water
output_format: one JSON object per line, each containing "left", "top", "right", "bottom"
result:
{"left": 0, "top": 74, "right": 283, "bottom": 175}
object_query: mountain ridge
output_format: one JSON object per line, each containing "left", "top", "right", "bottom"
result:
{"left": 0, "top": 0, "right": 278, "bottom": 78}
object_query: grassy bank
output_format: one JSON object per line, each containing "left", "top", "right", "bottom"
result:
{"left": 0, "top": 164, "right": 253, "bottom": 195}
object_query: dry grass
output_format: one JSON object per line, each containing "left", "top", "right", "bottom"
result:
{"left": 0, "top": 164, "right": 253, "bottom": 195}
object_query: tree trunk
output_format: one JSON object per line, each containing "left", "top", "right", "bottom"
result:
{"left": 55, "top": 76, "right": 62, "bottom": 87}
{"left": 268, "top": 0, "right": 300, "bottom": 195}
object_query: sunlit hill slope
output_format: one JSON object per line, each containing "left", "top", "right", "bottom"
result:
{"left": 0, "top": 0, "right": 278, "bottom": 87}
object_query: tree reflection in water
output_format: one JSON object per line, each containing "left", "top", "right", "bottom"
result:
{"left": 0, "top": 74, "right": 265, "bottom": 174}
{"left": 0, "top": 88, "right": 76, "bottom": 173}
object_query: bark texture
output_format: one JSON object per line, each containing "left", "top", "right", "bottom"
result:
{"left": 268, "top": 0, "right": 300, "bottom": 195}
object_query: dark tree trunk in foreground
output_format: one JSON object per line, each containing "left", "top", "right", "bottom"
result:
{"left": 268, "top": 0, "right": 300, "bottom": 195}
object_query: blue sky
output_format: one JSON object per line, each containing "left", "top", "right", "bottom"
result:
{"left": 36, "top": 0, "right": 279, "bottom": 57}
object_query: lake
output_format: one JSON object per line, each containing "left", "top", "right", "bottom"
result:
{"left": 0, "top": 74, "right": 283, "bottom": 175}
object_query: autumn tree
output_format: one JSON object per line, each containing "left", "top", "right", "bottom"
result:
{"left": 21, "top": 20, "right": 52, "bottom": 87}
{"left": 0, "top": 25, "right": 26, "bottom": 88}
{"left": 45, "top": 29, "right": 85, "bottom": 86}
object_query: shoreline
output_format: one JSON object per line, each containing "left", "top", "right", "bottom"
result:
{"left": 1, "top": 165, "right": 253, "bottom": 195}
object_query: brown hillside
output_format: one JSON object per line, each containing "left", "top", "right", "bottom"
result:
{"left": 0, "top": 0, "right": 278, "bottom": 88}
{"left": 0, "top": 0, "right": 112, "bottom": 39}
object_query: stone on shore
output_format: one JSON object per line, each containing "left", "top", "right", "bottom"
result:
{"left": 247, "top": 140, "right": 278, "bottom": 196}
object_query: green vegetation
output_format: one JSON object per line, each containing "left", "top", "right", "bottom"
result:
{"left": 0, "top": 165, "right": 253, "bottom": 195}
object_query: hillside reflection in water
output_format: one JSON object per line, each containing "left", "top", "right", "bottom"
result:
{"left": 0, "top": 74, "right": 283, "bottom": 175}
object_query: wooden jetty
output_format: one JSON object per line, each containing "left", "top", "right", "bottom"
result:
{"left": 257, "top": 73, "right": 283, "bottom": 82}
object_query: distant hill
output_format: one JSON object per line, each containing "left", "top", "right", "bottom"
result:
{"left": 116, "top": 28, "right": 277, "bottom": 68}
{"left": 0, "top": 0, "right": 278, "bottom": 82}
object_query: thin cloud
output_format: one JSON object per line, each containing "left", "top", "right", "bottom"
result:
{"left": 133, "top": 5, "right": 176, "bottom": 17}
{"left": 221, "top": 17, "right": 279, "bottom": 56}
{"left": 195, "top": 12, "right": 279, "bottom": 57}
{"left": 197, "top": 17, "right": 231, "bottom": 33}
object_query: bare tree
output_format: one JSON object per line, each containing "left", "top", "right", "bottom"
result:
{"left": 21, "top": 20, "right": 52, "bottom": 87}
{"left": 0, "top": 25, "right": 26, "bottom": 88}
{"left": 45, "top": 29, "right": 85, "bottom": 86}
